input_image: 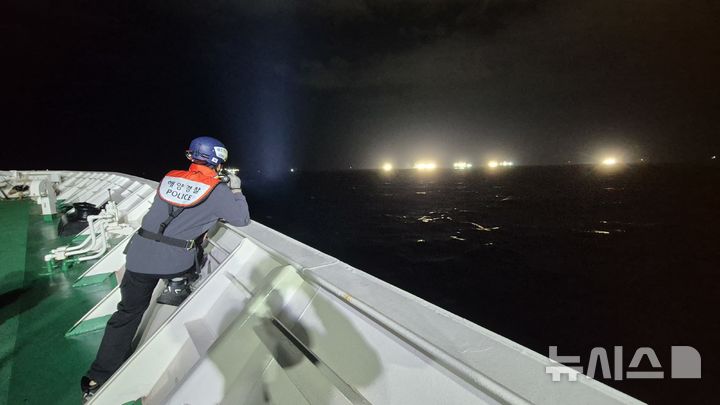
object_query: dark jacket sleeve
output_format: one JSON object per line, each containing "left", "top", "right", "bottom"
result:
{"left": 212, "top": 184, "right": 251, "bottom": 227}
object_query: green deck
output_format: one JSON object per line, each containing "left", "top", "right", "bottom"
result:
{"left": 0, "top": 200, "right": 116, "bottom": 405}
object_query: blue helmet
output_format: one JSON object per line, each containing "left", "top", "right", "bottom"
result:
{"left": 186, "top": 136, "right": 228, "bottom": 167}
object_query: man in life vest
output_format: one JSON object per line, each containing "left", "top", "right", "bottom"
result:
{"left": 81, "top": 136, "right": 250, "bottom": 400}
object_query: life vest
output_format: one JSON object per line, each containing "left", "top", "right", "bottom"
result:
{"left": 134, "top": 164, "right": 222, "bottom": 253}
{"left": 157, "top": 164, "right": 221, "bottom": 207}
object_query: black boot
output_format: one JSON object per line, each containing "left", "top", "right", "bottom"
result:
{"left": 81, "top": 376, "right": 100, "bottom": 403}
{"left": 156, "top": 277, "right": 191, "bottom": 306}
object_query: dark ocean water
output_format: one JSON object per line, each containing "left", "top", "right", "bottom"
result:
{"left": 241, "top": 164, "right": 719, "bottom": 404}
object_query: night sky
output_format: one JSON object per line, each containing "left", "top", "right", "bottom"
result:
{"left": 3, "top": 1, "right": 719, "bottom": 177}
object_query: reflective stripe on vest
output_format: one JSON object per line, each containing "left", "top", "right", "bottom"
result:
{"left": 157, "top": 168, "right": 221, "bottom": 207}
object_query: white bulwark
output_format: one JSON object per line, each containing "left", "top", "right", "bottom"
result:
{"left": 2, "top": 170, "right": 646, "bottom": 405}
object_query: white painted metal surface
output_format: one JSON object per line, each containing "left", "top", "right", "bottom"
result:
{"left": 29, "top": 178, "right": 57, "bottom": 215}
{"left": 6, "top": 170, "right": 646, "bottom": 405}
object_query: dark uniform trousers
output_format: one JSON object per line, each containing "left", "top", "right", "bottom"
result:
{"left": 87, "top": 270, "right": 163, "bottom": 384}
{"left": 87, "top": 241, "right": 203, "bottom": 384}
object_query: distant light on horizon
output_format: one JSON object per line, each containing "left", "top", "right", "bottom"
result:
{"left": 601, "top": 157, "right": 618, "bottom": 166}
{"left": 488, "top": 160, "right": 513, "bottom": 168}
{"left": 290, "top": 168, "right": 296, "bottom": 173}
{"left": 453, "top": 161, "right": 472, "bottom": 170}
{"left": 382, "top": 163, "right": 393, "bottom": 172}
{"left": 414, "top": 161, "right": 437, "bottom": 171}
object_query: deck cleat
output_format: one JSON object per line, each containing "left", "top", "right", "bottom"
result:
{"left": 44, "top": 257, "right": 56, "bottom": 273}
{"left": 61, "top": 257, "right": 79, "bottom": 272}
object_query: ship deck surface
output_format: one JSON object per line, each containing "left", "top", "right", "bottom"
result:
{"left": 0, "top": 200, "right": 114, "bottom": 405}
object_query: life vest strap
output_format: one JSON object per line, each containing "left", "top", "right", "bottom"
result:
{"left": 159, "top": 206, "right": 185, "bottom": 235}
{"left": 137, "top": 228, "right": 196, "bottom": 250}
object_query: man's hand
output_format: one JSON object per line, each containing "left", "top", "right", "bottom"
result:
{"left": 227, "top": 173, "right": 242, "bottom": 192}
